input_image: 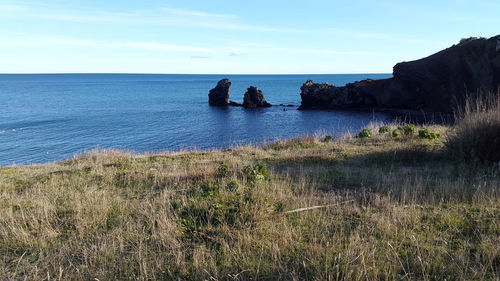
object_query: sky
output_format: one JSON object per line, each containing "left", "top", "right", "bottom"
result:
{"left": 0, "top": 0, "right": 499, "bottom": 74}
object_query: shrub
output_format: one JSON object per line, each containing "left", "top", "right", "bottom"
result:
{"left": 418, "top": 128, "right": 441, "bottom": 140}
{"left": 459, "top": 37, "right": 481, "bottom": 44}
{"left": 179, "top": 183, "right": 252, "bottom": 238}
{"left": 226, "top": 180, "right": 239, "bottom": 191}
{"left": 402, "top": 124, "right": 417, "bottom": 135}
{"left": 243, "top": 162, "right": 270, "bottom": 183}
{"left": 216, "top": 164, "right": 231, "bottom": 178}
{"left": 447, "top": 92, "right": 500, "bottom": 163}
{"left": 392, "top": 129, "right": 402, "bottom": 138}
{"left": 323, "top": 135, "right": 333, "bottom": 142}
{"left": 273, "top": 201, "right": 285, "bottom": 213}
{"left": 358, "top": 129, "right": 372, "bottom": 138}
{"left": 379, "top": 126, "right": 390, "bottom": 134}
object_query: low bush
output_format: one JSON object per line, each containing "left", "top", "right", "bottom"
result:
{"left": 401, "top": 124, "right": 417, "bottom": 135}
{"left": 378, "top": 125, "right": 390, "bottom": 134}
{"left": 243, "top": 162, "right": 270, "bottom": 182}
{"left": 392, "top": 129, "right": 402, "bottom": 138}
{"left": 358, "top": 129, "right": 372, "bottom": 138}
{"left": 216, "top": 164, "right": 231, "bottom": 178}
{"left": 226, "top": 180, "right": 239, "bottom": 191}
{"left": 447, "top": 92, "right": 500, "bottom": 163}
{"left": 419, "top": 128, "right": 441, "bottom": 140}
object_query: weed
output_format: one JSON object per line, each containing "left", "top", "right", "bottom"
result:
{"left": 358, "top": 129, "right": 372, "bottom": 138}
{"left": 216, "top": 164, "right": 231, "bottom": 178}
{"left": 392, "top": 129, "right": 402, "bottom": 138}
{"left": 401, "top": 124, "right": 417, "bottom": 135}
{"left": 379, "top": 125, "right": 391, "bottom": 134}
{"left": 243, "top": 162, "right": 270, "bottom": 183}
{"left": 225, "top": 180, "right": 239, "bottom": 192}
{"left": 419, "top": 128, "right": 441, "bottom": 140}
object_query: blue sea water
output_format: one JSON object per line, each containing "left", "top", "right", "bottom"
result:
{"left": 0, "top": 74, "right": 392, "bottom": 166}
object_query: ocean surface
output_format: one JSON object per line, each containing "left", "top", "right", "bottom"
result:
{"left": 0, "top": 74, "right": 393, "bottom": 166}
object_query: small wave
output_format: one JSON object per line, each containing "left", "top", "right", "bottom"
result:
{"left": 0, "top": 119, "right": 68, "bottom": 131}
{"left": 0, "top": 128, "right": 25, "bottom": 135}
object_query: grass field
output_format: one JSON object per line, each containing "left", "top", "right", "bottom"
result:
{"left": 1, "top": 122, "right": 498, "bottom": 280}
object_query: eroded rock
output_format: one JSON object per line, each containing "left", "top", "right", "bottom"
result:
{"left": 208, "top": 79, "right": 232, "bottom": 106}
{"left": 243, "top": 86, "right": 272, "bottom": 108}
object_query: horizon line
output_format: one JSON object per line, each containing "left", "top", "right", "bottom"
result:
{"left": 0, "top": 72, "right": 392, "bottom": 75}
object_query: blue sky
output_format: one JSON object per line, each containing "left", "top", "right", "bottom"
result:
{"left": 0, "top": 0, "right": 498, "bottom": 74}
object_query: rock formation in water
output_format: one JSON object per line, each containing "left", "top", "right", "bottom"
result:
{"left": 300, "top": 35, "right": 500, "bottom": 113}
{"left": 243, "top": 86, "right": 272, "bottom": 108}
{"left": 208, "top": 79, "right": 232, "bottom": 106}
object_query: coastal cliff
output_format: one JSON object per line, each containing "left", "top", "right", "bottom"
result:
{"left": 300, "top": 35, "right": 500, "bottom": 112}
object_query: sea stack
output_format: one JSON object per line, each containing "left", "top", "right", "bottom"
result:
{"left": 243, "top": 86, "right": 272, "bottom": 108}
{"left": 208, "top": 79, "right": 232, "bottom": 106}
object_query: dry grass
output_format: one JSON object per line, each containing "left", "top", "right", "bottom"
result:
{"left": 448, "top": 91, "right": 500, "bottom": 163}
{"left": 0, "top": 125, "right": 499, "bottom": 280}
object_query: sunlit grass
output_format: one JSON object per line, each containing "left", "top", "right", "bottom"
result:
{"left": 0, "top": 123, "right": 498, "bottom": 280}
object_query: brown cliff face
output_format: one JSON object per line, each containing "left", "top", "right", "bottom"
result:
{"left": 300, "top": 35, "right": 500, "bottom": 113}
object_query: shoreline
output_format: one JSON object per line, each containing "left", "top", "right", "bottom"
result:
{"left": 1, "top": 119, "right": 447, "bottom": 168}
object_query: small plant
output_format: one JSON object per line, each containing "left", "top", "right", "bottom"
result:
{"left": 402, "top": 124, "right": 416, "bottom": 135}
{"left": 243, "top": 162, "right": 270, "bottom": 183}
{"left": 216, "top": 164, "right": 231, "bottom": 178}
{"left": 358, "top": 129, "right": 372, "bottom": 138}
{"left": 323, "top": 135, "right": 333, "bottom": 142}
{"left": 201, "top": 182, "right": 220, "bottom": 197}
{"left": 392, "top": 129, "right": 402, "bottom": 138}
{"left": 225, "top": 180, "right": 239, "bottom": 192}
{"left": 419, "top": 128, "right": 441, "bottom": 140}
{"left": 379, "top": 126, "right": 390, "bottom": 134}
{"left": 273, "top": 201, "right": 285, "bottom": 213}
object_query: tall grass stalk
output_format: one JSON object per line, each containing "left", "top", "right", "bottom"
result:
{"left": 448, "top": 91, "right": 500, "bottom": 163}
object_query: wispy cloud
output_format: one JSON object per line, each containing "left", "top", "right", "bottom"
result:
{"left": 270, "top": 47, "right": 373, "bottom": 56}
{"left": 190, "top": 55, "right": 211, "bottom": 59}
{"left": 326, "top": 28, "right": 389, "bottom": 40}
{"left": 220, "top": 40, "right": 373, "bottom": 56}
{"left": 0, "top": 2, "right": 304, "bottom": 33}
{"left": 229, "top": 51, "right": 246, "bottom": 56}
{"left": 0, "top": 3, "right": 24, "bottom": 11}
{"left": 324, "top": 27, "right": 450, "bottom": 46}
{"left": 160, "top": 7, "right": 237, "bottom": 19}
{"left": 0, "top": 33, "right": 212, "bottom": 53}
{"left": 114, "top": 42, "right": 211, "bottom": 53}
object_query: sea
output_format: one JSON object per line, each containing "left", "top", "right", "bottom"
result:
{"left": 0, "top": 74, "right": 393, "bottom": 166}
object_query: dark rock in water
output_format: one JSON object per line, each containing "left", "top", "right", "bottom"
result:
{"left": 243, "top": 86, "right": 272, "bottom": 108}
{"left": 300, "top": 79, "right": 381, "bottom": 110}
{"left": 209, "top": 79, "right": 232, "bottom": 106}
{"left": 229, "top": 101, "right": 243, "bottom": 107}
{"left": 300, "top": 35, "right": 500, "bottom": 113}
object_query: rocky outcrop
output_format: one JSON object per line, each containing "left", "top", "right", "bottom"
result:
{"left": 300, "top": 35, "right": 500, "bottom": 113}
{"left": 208, "top": 80, "right": 271, "bottom": 108}
{"left": 209, "top": 79, "right": 232, "bottom": 106}
{"left": 300, "top": 79, "right": 382, "bottom": 109}
{"left": 243, "top": 86, "right": 272, "bottom": 108}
